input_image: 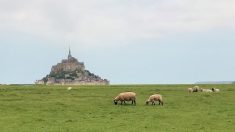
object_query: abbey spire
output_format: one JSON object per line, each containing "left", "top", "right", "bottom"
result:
{"left": 68, "top": 47, "right": 72, "bottom": 59}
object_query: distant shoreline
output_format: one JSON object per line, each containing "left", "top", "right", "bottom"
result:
{"left": 1, "top": 83, "right": 235, "bottom": 86}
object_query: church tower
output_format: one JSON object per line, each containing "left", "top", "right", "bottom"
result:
{"left": 68, "top": 47, "right": 72, "bottom": 59}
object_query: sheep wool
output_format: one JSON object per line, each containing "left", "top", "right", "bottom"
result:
{"left": 146, "top": 94, "right": 163, "bottom": 106}
{"left": 212, "top": 88, "right": 220, "bottom": 92}
{"left": 67, "top": 87, "right": 72, "bottom": 90}
{"left": 188, "top": 88, "right": 193, "bottom": 93}
{"left": 113, "top": 92, "right": 136, "bottom": 105}
{"left": 202, "top": 89, "right": 213, "bottom": 92}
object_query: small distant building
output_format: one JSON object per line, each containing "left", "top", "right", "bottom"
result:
{"left": 35, "top": 48, "right": 109, "bottom": 85}
{"left": 35, "top": 80, "right": 45, "bottom": 85}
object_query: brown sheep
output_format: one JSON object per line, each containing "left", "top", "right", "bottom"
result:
{"left": 146, "top": 94, "right": 163, "bottom": 106}
{"left": 113, "top": 92, "right": 136, "bottom": 105}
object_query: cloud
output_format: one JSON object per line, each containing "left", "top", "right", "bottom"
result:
{"left": 0, "top": 0, "right": 235, "bottom": 48}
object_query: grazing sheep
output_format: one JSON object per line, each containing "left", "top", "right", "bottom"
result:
{"left": 146, "top": 94, "right": 163, "bottom": 106}
{"left": 113, "top": 92, "right": 136, "bottom": 105}
{"left": 67, "top": 87, "right": 72, "bottom": 90}
{"left": 192, "top": 86, "right": 198, "bottom": 92}
{"left": 198, "top": 87, "right": 203, "bottom": 92}
{"left": 192, "top": 85, "right": 202, "bottom": 92}
{"left": 188, "top": 88, "right": 193, "bottom": 93}
{"left": 212, "top": 88, "right": 220, "bottom": 92}
{"left": 202, "top": 89, "right": 213, "bottom": 92}
{"left": 192, "top": 86, "right": 203, "bottom": 92}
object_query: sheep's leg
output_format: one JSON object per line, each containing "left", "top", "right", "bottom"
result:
{"left": 133, "top": 100, "right": 136, "bottom": 105}
{"left": 121, "top": 101, "right": 123, "bottom": 105}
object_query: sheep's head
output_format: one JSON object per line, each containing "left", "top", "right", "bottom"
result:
{"left": 211, "top": 88, "right": 215, "bottom": 91}
{"left": 145, "top": 101, "right": 149, "bottom": 105}
{"left": 113, "top": 100, "right": 118, "bottom": 105}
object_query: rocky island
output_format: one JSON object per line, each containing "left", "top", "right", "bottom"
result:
{"left": 35, "top": 49, "right": 109, "bottom": 85}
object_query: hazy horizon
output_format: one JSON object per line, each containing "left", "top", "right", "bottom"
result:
{"left": 1, "top": 0, "right": 235, "bottom": 84}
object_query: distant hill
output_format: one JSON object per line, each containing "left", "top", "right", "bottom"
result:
{"left": 195, "top": 81, "right": 235, "bottom": 84}
{"left": 35, "top": 48, "right": 109, "bottom": 85}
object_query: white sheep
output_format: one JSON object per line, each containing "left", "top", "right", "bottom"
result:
{"left": 113, "top": 92, "right": 136, "bottom": 105}
{"left": 145, "top": 94, "right": 163, "bottom": 106}
{"left": 212, "top": 88, "right": 220, "bottom": 92}
{"left": 192, "top": 85, "right": 202, "bottom": 92}
{"left": 67, "top": 87, "right": 72, "bottom": 90}
{"left": 188, "top": 88, "right": 193, "bottom": 93}
{"left": 202, "top": 89, "right": 213, "bottom": 92}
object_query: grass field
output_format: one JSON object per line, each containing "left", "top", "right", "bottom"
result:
{"left": 0, "top": 84, "right": 234, "bottom": 132}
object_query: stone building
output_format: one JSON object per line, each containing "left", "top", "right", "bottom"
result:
{"left": 51, "top": 49, "right": 85, "bottom": 73}
{"left": 35, "top": 48, "right": 109, "bottom": 85}
{"left": 35, "top": 80, "right": 44, "bottom": 85}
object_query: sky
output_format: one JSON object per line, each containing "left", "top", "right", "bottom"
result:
{"left": 0, "top": 0, "right": 235, "bottom": 84}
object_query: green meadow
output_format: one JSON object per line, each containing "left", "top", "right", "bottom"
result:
{"left": 0, "top": 84, "right": 234, "bottom": 132}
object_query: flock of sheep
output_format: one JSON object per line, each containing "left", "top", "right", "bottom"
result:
{"left": 113, "top": 86, "right": 220, "bottom": 106}
{"left": 67, "top": 86, "right": 219, "bottom": 106}
{"left": 188, "top": 86, "right": 220, "bottom": 93}
{"left": 113, "top": 92, "right": 163, "bottom": 106}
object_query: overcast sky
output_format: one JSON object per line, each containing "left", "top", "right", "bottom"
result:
{"left": 0, "top": 0, "right": 235, "bottom": 84}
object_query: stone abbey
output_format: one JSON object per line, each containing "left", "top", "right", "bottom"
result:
{"left": 35, "top": 49, "right": 109, "bottom": 85}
